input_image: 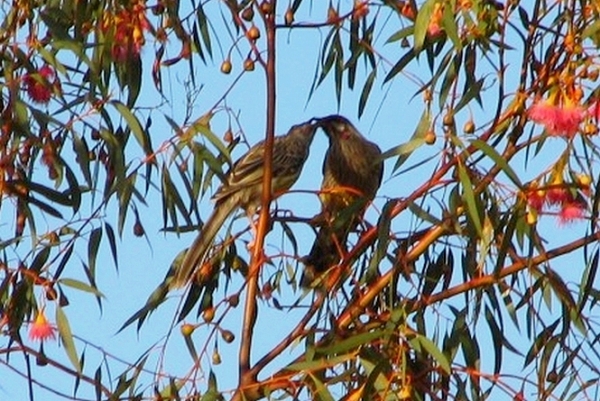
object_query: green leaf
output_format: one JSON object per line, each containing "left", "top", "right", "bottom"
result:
{"left": 367, "top": 201, "right": 393, "bottom": 279}
{"left": 413, "top": 0, "right": 436, "bottom": 52}
{"left": 386, "top": 26, "right": 414, "bottom": 43}
{"left": 72, "top": 134, "right": 92, "bottom": 187}
{"left": 383, "top": 109, "right": 430, "bottom": 172}
{"left": 94, "top": 367, "right": 102, "bottom": 401}
{"left": 117, "top": 173, "right": 136, "bottom": 235}
{"left": 316, "top": 331, "right": 385, "bottom": 355}
{"left": 582, "top": 18, "right": 600, "bottom": 41}
{"left": 54, "top": 243, "right": 74, "bottom": 279}
{"left": 317, "top": 29, "right": 339, "bottom": 86}
{"left": 285, "top": 353, "right": 355, "bottom": 372}
{"left": 361, "top": 356, "right": 391, "bottom": 394}
{"left": 30, "top": 247, "right": 51, "bottom": 273}
{"left": 308, "top": 373, "right": 335, "bottom": 401}
{"left": 88, "top": 227, "right": 102, "bottom": 278}
{"left": 196, "top": 2, "right": 213, "bottom": 58}
{"left": 439, "top": 52, "right": 461, "bottom": 109}
{"left": 484, "top": 307, "right": 503, "bottom": 374}
{"left": 56, "top": 306, "right": 81, "bottom": 372}
{"left": 119, "top": 282, "right": 169, "bottom": 332}
{"left": 358, "top": 69, "right": 376, "bottom": 118}
{"left": 58, "top": 278, "right": 104, "bottom": 298}
{"left": 28, "top": 181, "right": 73, "bottom": 207}
{"left": 457, "top": 163, "right": 483, "bottom": 236}
{"left": 441, "top": 3, "right": 461, "bottom": 50}
{"left": 201, "top": 370, "right": 225, "bottom": 401}
{"left": 184, "top": 334, "right": 199, "bottom": 361}
{"left": 125, "top": 55, "right": 142, "bottom": 107}
{"left": 178, "top": 279, "right": 204, "bottom": 322}
{"left": 407, "top": 200, "right": 443, "bottom": 226}
{"left": 63, "top": 161, "right": 82, "bottom": 214}
{"left": 112, "top": 101, "right": 153, "bottom": 157}
{"left": 470, "top": 139, "right": 523, "bottom": 188}
{"left": 410, "top": 333, "right": 451, "bottom": 374}
{"left": 454, "top": 77, "right": 484, "bottom": 112}
{"left": 334, "top": 31, "right": 344, "bottom": 106}
{"left": 104, "top": 223, "right": 119, "bottom": 271}
{"left": 384, "top": 48, "right": 415, "bottom": 83}
{"left": 188, "top": 116, "right": 232, "bottom": 166}
{"left": 579, "top": 249, "right": 599, "bottom": 313}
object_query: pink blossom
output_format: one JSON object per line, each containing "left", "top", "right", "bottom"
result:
{"left": 427, "top": 22, "right": 442, "bottom": 37}
{"left": 427, "top": 3, "right": 444, "bottom": 37}
{"left": 28, "top": 309, "right": 56, "bottom": 342}
{"left": 558, "top": 201, "right": 586, "bottom": 225}
{"left": 588, "top": 101, "right": 600, "bottom": 121}
{"left": 528, "top": 100, "right": 584, "bottom": 137}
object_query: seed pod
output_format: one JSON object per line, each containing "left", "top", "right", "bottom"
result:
{"left": 284, "top": 8, "right": 294, "bottom": 25}
{"left": 221, "top": 329, "right": 235, "bottom": 343}
{"left": 181, "top": 323, "right": 196, "bottom": 337}
{"left": 260, "top": 1, "right": 273, "bottom": 14}
{"left": 228, "top": 294, "right": 239, "bottom": 307}
{"left": 241, "top": 7, "right": 254, "bottom": 21}
{"left": 220, "top": 59, "right": 232, "bottom": 74}
{"left": 133, "top": 220, "right": 145, "bottom": 237}
{"left": 442, "top": 113, "right": 454, "bottom": 127}
{"left": 424, "top": 130, "right": 436, "bottom": 145}
{"left": 59, "top": 291, "right": 70, "bottom": 307}
{"left": 243, "top": 58, "right": 255, "bottom": 71}
{"left": 212, "top": 349, "right": 222, "bottom": 365}
{"left": 223, "top": 129, "right": 234, "bottom": 143}
{"left": 247, "top": 26, "right": 260, "bottom": 41}
{"left": 45, "top": 285, "right": 58, "bottom": 301}
{"left": 202, "top": 306, "right": 215, "bottom": 323}
{"left": 463, "top": 119, "right": 475, "bottom": 134}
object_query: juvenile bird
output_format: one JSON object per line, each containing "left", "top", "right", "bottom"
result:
{"left": 301, "top": 115, "right": 383, "bottom": 286}
{"left": 172, "top": 120, "right": 318, "bottom": 288}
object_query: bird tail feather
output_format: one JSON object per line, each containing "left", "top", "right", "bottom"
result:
{"left": 171, "top": 197, "right": 237, "bottom": 288}
{"left": 300, "top": 225, "right": 349, "bottom": 287}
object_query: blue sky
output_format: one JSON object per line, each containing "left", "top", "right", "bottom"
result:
{"left": 1, "top": 1, "right": 598, "bottom": 400}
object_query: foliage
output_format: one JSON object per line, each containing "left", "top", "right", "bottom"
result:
{"left": 2, "top": 0, "right": 600, "bottom": 400}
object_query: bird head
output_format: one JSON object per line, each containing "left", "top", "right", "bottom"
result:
{"left": 289, "top": 119, "right": 319, "bottom": 139}
{"left": 314, "top": 115, "right": 357, "bottom": 140}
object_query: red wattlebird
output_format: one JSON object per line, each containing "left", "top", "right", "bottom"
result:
{"left": 172, "top": 120, "right": 318, "bottom": 288}
{"left": 301, "top": 115, "right": 383, "bottom": 287}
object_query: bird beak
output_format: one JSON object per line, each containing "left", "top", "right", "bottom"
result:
{"left": 312, "top": 117, "right": 331, "bottom": 129}
{"left": 309, "top": 117, "right": 323, "bottom": 126}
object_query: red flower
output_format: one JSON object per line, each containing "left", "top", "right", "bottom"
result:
{"left": 527, "top": 190, "right": 545, "bottom": 211}
{"left": 558, "top": 200, "right": 586, "bottom": 225}
{"left": 23, "top": 65, "right": 56, "bottom": 104}
{"left": 352, "top": 1, "right": 369, "bottom": 20}
{"left": 528, "top": 100, "right": 584, "bottom": 137}
{"left": 589, "top": 101, "right": 600, "bottom": 122}
{"left": 546, "top": 186, "right": 570, "bottom": 205}
{"left": 105, "top": 1, "right": 150, "bottom": 62}
{"left": 29, "top": 309, "right": 56, "bottom": 342}
{"left": 427, "top": 3, "right": 444, "bottom": 37}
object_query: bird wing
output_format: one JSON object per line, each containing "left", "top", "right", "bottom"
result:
{"left": 212, "top": 140, "right": 267, "bottom": 203}
{"left": 213, "top": 137, "right": 308, "bottom": 203}
{"left": 270, "top": 139, "right": 310, "bottom": 191}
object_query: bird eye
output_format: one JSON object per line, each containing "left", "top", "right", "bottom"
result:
{"left": 337, "top": 124, "right": 352, "bottom": 139}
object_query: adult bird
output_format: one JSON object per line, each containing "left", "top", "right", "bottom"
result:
{"left": 172, "top": 120, "right": 318, "bottom": 288}
{"left": 301, "top": 115, "right": 383, "bottom": 287}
